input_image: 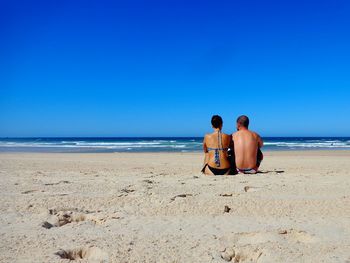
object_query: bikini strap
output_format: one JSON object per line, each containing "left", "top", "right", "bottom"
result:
{"left": 214, "top": 131, "right": 222, "bottom": 167}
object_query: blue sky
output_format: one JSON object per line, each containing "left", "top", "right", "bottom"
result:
{"left": 1, "top": 0, "right": 349, "bottom": 137}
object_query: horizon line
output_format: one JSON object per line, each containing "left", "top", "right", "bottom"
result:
{"left": 1, "top": 136, "right": 350, "bottom": 139}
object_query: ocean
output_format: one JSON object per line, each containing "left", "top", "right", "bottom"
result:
{"left": 0, "top": 137, "right": 349, "bottom": 152}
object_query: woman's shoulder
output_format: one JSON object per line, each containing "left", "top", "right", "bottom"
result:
{"left": 204, "top": 132, "right": 215, "bottom": 138}
{"left": 203, "top": 133, "right": 212, "bottom": 142}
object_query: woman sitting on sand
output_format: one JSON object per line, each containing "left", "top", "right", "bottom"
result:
{"left": 202, "top": 115, "right": 232, "bottom": 175}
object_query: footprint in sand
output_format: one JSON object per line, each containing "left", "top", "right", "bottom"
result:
{"left": 243, "top": 186, "right": 261, "bottom": 192}
{"left": 142, "top": 179, "right": 154, "bottom": 184}
{"left": 120, "top": 185, "right": 136, "bottom": 194}
{"left": 233, "top": 247, "right": 263, "bottom": 263}
{"left": 21, "top": 189, "right": 39, "bottom": 194}
{"left": 221, "top": 246, "right": 263, "bottom": 262}
{"left": 142, "top": 179, "right": 156, "bottom": 190}
{"left": 233, "top": 229, "right": 316, "bottom": 246}
{"left": 170, "top": 194, "right": 193, "bottom": 202}
{"left": 117, "top": 186, "right": 136, "bottom": 197}
{"left": 236, "top": 231, "right": 282, "bottom": 245}
{"left": 44, "top": 180, "right": 70, "bottom": 186}
{"left": 56, "top": 246, "right": 108, "bottom": 262}
{"left": 42, "top": 210, "right": 108, "bottom": 229}
{"left": 286, "top": 229, "right": 316, "bottom": 243}
{"left": 220, "top": 193, "right": 233, "bottom": 197}
{"left": 220, "top": 229, "right": 316, "bottom": 262}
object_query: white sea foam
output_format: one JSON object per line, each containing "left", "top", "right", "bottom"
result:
{"left": 264, "top": 141, "right": 350, "bottom": 148}
{"left": 75, "top": 142, "right": 162, "bottom": 146}
{"left": 0, "top": 141, "right": 188, "bottom": 149}
{"left": 0, "top": 138, "right": 349, "bottom": 152}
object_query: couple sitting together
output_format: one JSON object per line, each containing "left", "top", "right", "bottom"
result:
{"left": 202, "top": 115, "right": 263, "bottom": 175}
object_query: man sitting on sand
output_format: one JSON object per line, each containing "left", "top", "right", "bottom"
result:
{"left": 232, "top": 115, "right": 263, "bottom": 174}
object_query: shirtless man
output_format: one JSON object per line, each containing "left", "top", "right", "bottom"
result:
{"left": 232, "top": 115, "right": 263, "bottom": 174}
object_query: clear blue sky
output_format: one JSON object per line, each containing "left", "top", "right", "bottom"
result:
{"left": 1, "top": 0, "right": 349, "bottom": 137}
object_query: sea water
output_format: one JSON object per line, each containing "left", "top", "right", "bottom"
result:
{"left": 0, "top": 137, "right": 349, "bottom": 152}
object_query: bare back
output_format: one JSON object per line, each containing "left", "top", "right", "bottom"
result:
{"left": 203, "top": 132, "right": 231, "bottom": 169}
{"left": 232, "top": 130, "right": 262, "bottom": 169}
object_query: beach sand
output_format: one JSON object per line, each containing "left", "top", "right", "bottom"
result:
{"left": 0, "top": 151, "right": 350, "bottom": 262}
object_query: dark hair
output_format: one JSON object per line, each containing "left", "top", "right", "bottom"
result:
{"left": 237, "top": 115, "right": 249, "bottom": 128}
{"left": 211, "top": 115, "right": 223, "bottom": 128}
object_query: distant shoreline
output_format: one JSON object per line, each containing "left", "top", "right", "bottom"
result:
{"left": 1, "top": 150, "right": 350, "bottom": 155}
{"left": 0, "top": 137, "right": 349, "bottom": 152}
{"left": 1, "top": 136, "right": 349, "bottom": 139}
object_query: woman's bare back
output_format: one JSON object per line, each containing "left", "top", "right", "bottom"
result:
{"left": 204, "top": 132, "right": 231, "bottom": 169}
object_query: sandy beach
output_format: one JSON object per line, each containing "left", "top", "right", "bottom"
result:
{"left": 0, "top": 151, "right": 350, "bottom": 262}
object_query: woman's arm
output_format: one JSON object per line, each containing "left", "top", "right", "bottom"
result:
{"left": 203, "top": 136, "right": 209, "bottom": 165}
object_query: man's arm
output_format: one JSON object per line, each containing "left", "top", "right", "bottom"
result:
{"left": 229, "top": 134, "right": 234, "bottom": 150}
{"left": 257, "top": 134, "right": 264, "bottom": 148}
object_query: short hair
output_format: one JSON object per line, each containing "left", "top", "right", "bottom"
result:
{"left": 237, "top": 115, "right": 249, "bottom": 128}
{"left": 211, "top": 115, "right": 223, "bottom": 128}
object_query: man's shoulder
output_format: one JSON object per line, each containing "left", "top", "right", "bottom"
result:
{"left": 233, "top": 130, "right": 260, "bottom": 138}
{"left": 248, "top": 131, "right": 263, "bottom": 143}
{"left": 250, "top": 130, "right": 261, "bottom": 138}
{"left": 231, "top": 131, "right": 241, "bottom": 140}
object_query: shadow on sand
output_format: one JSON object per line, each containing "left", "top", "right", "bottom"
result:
{"left": 257, "top": 170, "right": 285, "bottom": 174}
